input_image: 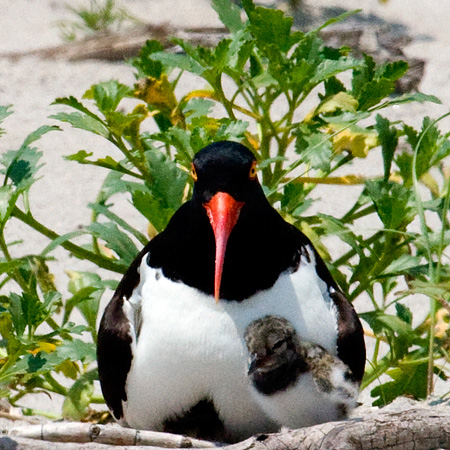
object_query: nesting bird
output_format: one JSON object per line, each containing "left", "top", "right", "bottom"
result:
{"left": 97, "top": 141, "right": 365, "bottom": 442}
{"left": 244, "top": 315, "right": 360, "bottom": 428}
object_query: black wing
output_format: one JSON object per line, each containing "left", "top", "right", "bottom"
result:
{"left": 97, "top": 245, "right": 150, "bottom": 420}
{"left": 330, "top": 289, "right": 366, "bottom": 383}
{"left": 300, "top": 234, "right": 366, "bottom": 384}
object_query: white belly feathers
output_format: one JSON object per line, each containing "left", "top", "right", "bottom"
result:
{"left": 122, "top": 247, "right": 338, "bottom": 440}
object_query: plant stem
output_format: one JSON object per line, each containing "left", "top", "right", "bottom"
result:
{"left": 12, "top": 207, "right": 127, "bottom": 274}
{"left": 43, "top": 373, "right": 68, "bottom": 396}
{"left": 0, "top": 230, "right": 30, "bottom": 293}
{"left": 21, "top": 408, "right": 62, "bottom": 420}
{"left": 90, "top": 395, "right": 106, "bottom": 404}
{"left": 213, "top": 76, "right": 236, "bottom": 121}
{"left": 361, "top": 355, "right": 391, "bottom": 390}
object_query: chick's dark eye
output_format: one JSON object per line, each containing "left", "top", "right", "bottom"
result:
{"left": 191, "top": 163, "right": 198, "bottom": 182}
{"left": 249, "top": 161, "right": 257, "bottom": 180}
{"left": 272, "top": 339, "right": 287, "bottom": 352}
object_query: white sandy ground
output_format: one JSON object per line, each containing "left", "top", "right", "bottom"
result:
{"left": 0, "top": 0, "right": 449, "bottom": 417}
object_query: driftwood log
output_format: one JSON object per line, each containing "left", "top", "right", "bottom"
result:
{"left": 0, "top": 22, "right": 424, "bottom": 94}
{"left": 2, "top": 398, "right": 450, "bottom": 450}
{"left": 0, "top": 24, "right": 229, "bottom": 62}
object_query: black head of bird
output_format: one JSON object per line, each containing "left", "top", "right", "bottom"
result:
{"left": 190, "top": 141, "right": 264, "bottom": 301}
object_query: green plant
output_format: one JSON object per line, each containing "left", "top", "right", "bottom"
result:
{"left": 0, "top": 107, "right": 111, "bottom": 418}
{"left": 58, "top": 0, "right": 138, "bottom": 41}
{"left": 1, "top": 0, "right": 449, "bottom": 420}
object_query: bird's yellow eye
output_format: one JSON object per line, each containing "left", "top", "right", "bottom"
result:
{"left": 191, "top": 163, "right": 198, "bottom": 182}
{"left": 249, "top": 161, "right": 258, "bottom": 180}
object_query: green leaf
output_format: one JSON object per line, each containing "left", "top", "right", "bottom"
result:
{"left": 365, "top": 180, "right": 413, "bottom": 230}
{"left": 27, "top": 256, "right": 58, "bottom": 294}
{"left": 88, "top": 202, "right": 148, "bottom": 245}
{"left": 26, "top": 353, "right": 48, "bottom": 373}
{"left": 312, "top": 9, "right": 361, "bottom": 33}
{"left": 0, "top": 259, "right": 24, "bottom": 274}
{"left": 132, "top": 189, "right": 174, "bottom": 233}
{"left": 96, "top": 170, "right": 139, "bottom": 203}
{"left": 395, "top": 303, "right": 413, "bottom": 326}
{"left": 65, "top": 271, "right": 116, "bottom": 335}
{"left": 251, "top": 71, "right": 279, "bottom": 89}
{"left": 295, "top": 131, "right": 333, "bottom": 172}
{"left": 371, "top": 359, "right": 428, "bottom": 406}
{"left": 50, "top": 112, "right": 109, "bottom": 137}
{"left": 64, "top": 149, "right": 93, "bottom": 162}
{"left": 3, "top": 146, "right": 43, "bottom": 189}
{"left": 322, "top": 76, "right": 346, "bottom": 98}
{"left": 64, "top": 150, "right": 133, "bottom": 176}
{"left": 151, "top": 51, "right": 204, "bottom": 76}
{"left": 0, "top": 105, "right": 13, "bottom": 132}
{"left": 145, "top": 147, "right": 189, "bottom": 210}
{"left": 215, "top": 120, "right": 249, "bottom": 141}
{"left": 21, "top": 292, "right": 47, "bottom": 332}
{"left": 357, "top": 78, "right": 396, "bottom": 110}
{"left": 360, "top": 310, "right": 413, "bottom": 339}
{"left": 62, "top": 369, "right": 97, "bottom": 421}
{"left": 381, "top": 253, "right": 423, "bottom": 277}
{"left": 0, "top": 105, "right": 12, "bottom": 138}
{"left": 132, "top": 40, "right": 165, "bottom": 78}
{"left": 8, "top": 293, "right": 26, "bottom": 338}
{"left": 212, "top": 0, "right": 243, "bottom": 33}
{"left": 399, "top": 117, "right": 446, "bottom": 184}
{"left": 41, "top": 230, "right": 88, "bottom": 256}
{"left": 258, "top": 156, "right": 288, "bottom": 170}
{"left": 247, "top": 5, "right": 296, "bottom": 53}
{"left": 375, "top": 115, "right": 398, "bottom": 182}
{"left": 52, "top": 96, "right": 105, "bottom": 123}
{"left": 352, "top": 54, "right": 376, "bottom": 98}
{"left": 86, "top": 222, "right": 139, "bottom": 265}
{"left": 84, "top": 80, "right": 131, "bottom": 114}
{"left": 55, "top": 339, "right": 97, "bottom": 364}
{"left": 386, "top": 92, "right": 441, "bottom": 106}
{"left": 317, "top": 214, "right": 364, "bottom": 258}
{"left": 151, "top": 126, "right": 193, "bottom": 162}
{"left": 0, "top": 185, "right": 15, "bottom": 224}
{"left": 316, "top": 92, "right": 358, "bottom": 116}
{"left": 377, "top": 59, "right": 408, "bottom": 82}
{"left": 406, "top": 279, "right": 450, "bottom": 300}
{"left": 279, "top": 181, "right": 311, "bottom": 217}
{"left": 311, "top": 57, "right": 362, "bottom": 85}
{"left": 183, "top": 98, "right": 214, "bottom": 123}
{"left": 64, "top": 285, "right": 98, "bottom": 325}
{"left": 22, "top": 125, "right": 60, "bottom": 148}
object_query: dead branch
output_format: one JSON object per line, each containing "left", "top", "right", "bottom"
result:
{"left": 9, "top": 422, "right": 216, "bottom": 448}
{"left": 226, "top": 407, "right": 450, "bottom": 450}
{"left": 0, "top": 25, "right": 228, "bottom": 61}
{"left": 4, "top": 399, "right": 450, "bottom": 450}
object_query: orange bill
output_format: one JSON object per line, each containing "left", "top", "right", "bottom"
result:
{"left": 204, "top": 192, "right": 244, "bottom": 301}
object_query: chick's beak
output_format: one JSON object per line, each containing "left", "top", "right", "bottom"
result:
{"left": 204, "top": 192, "right": 244, "bottom": 301}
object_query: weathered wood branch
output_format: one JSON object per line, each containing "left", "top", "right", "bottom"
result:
{"left": 0, "top": 25, "right": 229, "bottom": 61}
{"left": 9, "top": 422, "right": 215, "bottom": 448}
{"left": 4, "top": 400, "right": 450, "bottom": 450}
{"left": 226, "top": 407, "right": 450, "bottom": 450}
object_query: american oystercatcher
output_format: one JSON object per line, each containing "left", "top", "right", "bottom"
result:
{"left": 244, "top": 315, "right": 359, "bottom": 428}
{"left": 97, "top": 141, "right": 365, "bottom": 442}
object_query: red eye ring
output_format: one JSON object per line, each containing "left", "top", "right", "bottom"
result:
{"left": 249, "top": 161, "right": 258, "bottom": 180}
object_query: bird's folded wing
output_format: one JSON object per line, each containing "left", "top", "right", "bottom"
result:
{"left": 97, "top": 246, "right": 149, "bottom": 421}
